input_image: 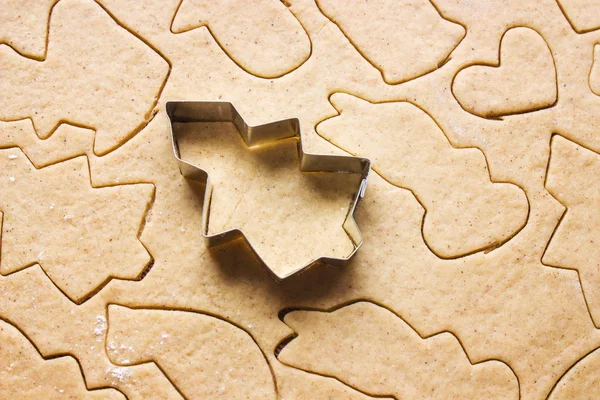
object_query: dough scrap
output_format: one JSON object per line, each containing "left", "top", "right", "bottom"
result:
{"left": 452, "top": 27, "right": 557, "bottom": 118}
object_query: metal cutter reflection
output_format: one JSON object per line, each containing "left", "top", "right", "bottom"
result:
{"left": 166, "top": 101, "right": 371, "bottom": 281}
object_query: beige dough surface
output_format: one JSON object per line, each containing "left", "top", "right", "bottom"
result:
{"left": 549, "top": 347, "right": 600, "bottom": 399}
{"left": 2, "top": 0, "right": 600, "bottom": 399}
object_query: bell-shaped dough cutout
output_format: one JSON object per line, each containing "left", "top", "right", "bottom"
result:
{"left": 316, "top": 0, "right": 465, "bottom": 84}
{"left": 556, "top": 0, "right": 600, "bottom": 33}
{"left": 171, "top": 0, "right": 310, "bottom": 78}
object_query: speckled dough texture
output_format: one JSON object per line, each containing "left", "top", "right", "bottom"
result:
{"left": 2, "top": 0, "right": 600, "bottom": 399}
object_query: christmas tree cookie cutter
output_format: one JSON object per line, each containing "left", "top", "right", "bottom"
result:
{"left": 166, "top": 101, "right": 371, "bottom": 281}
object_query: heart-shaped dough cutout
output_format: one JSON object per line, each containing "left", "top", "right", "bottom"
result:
{"left": 452, "top": 27, "right": 557, "bottom": 118}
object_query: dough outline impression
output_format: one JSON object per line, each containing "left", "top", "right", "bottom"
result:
{"left": 166, "top": 101, "right": 371, "bottom": 281}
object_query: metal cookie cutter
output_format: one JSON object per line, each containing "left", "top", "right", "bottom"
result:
{"left": 166, "top": 101, "right": 371, "bottom": 281}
